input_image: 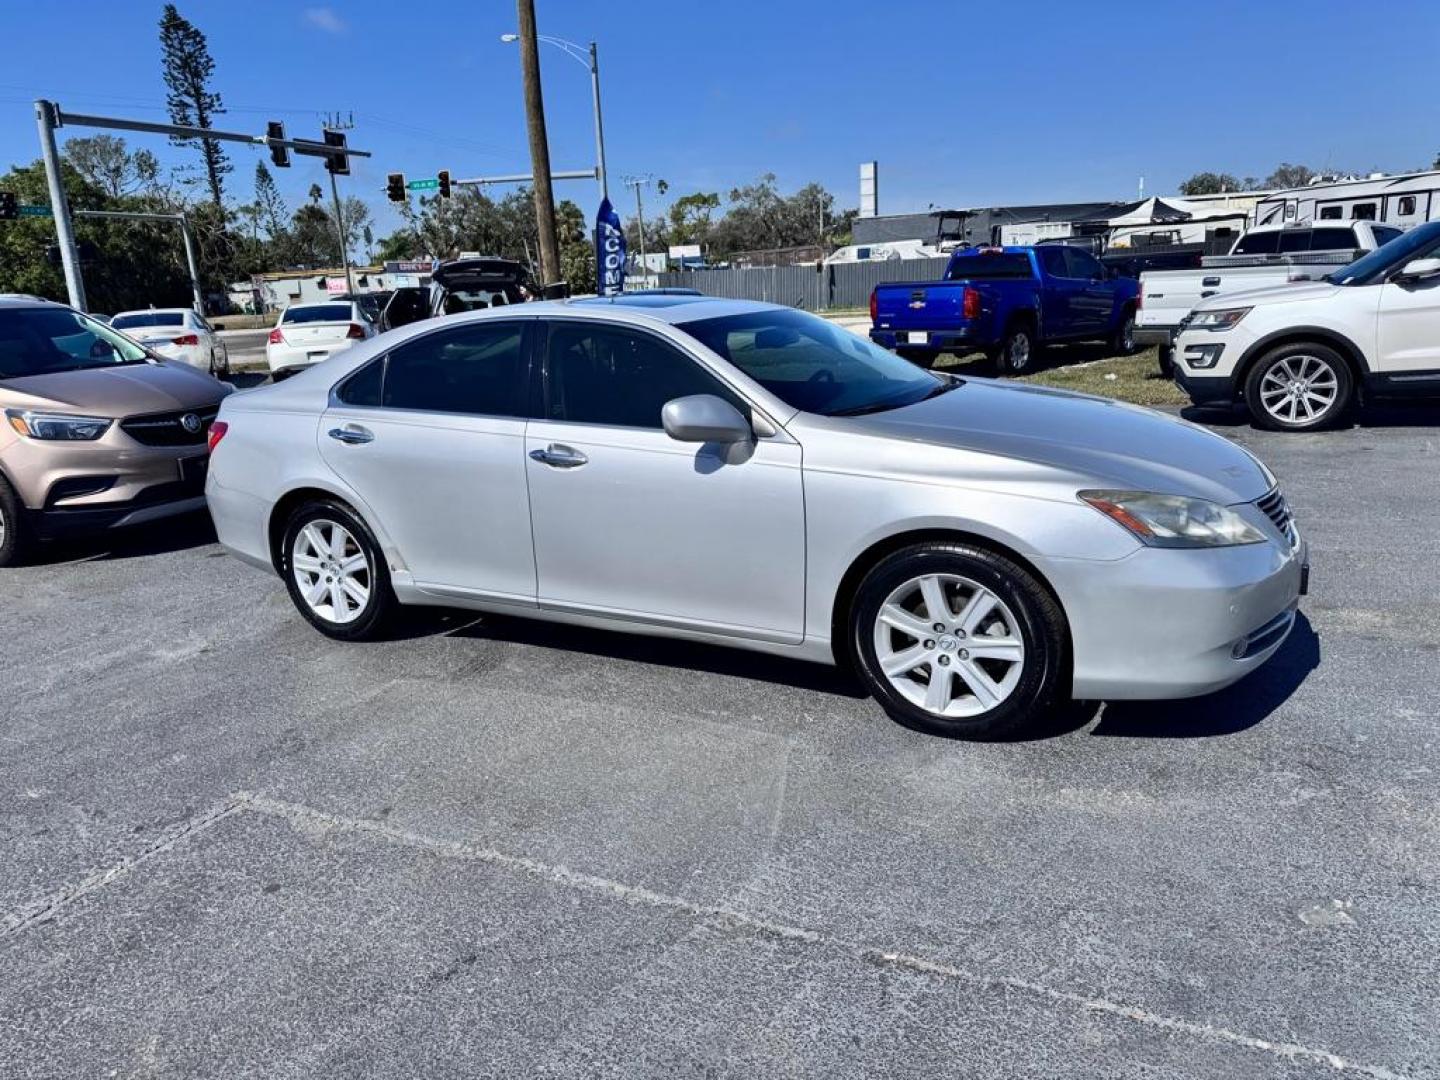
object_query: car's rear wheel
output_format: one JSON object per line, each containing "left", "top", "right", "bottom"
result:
{"left": 990, "top": 323, "right": 1037, "bottom": 375}
{"left": 1244, "top": 343, "right": 1353, "bottom": 432}
{"left": 0, "top": 474, "right": 32, "bottom": 568}
{"left": 850, "top": 543, "right": 1067, "bottom": 739}
{"left": 1110, "top": 309, "right": 1136, "bottom": 356}
{"left": 281, "top": 499, "right": 396, "bottom": 640}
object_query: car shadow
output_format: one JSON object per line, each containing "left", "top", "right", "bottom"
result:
{"left": 31, "top": 510, "right": 219, "bottom": 565}
{"left": 223, "top": 370, "right": 271, "bottom": 390}
{"left": 1091, "top": 612, "right": 1320, "bottom": 738}
{"left": 1183, "top": 399, "right": 1440, "bottom": 430}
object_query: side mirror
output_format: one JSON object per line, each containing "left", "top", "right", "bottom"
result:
{"left": 662, "top": 394, "right": 752, "bottom": 444}
{"left": 1396, "top": 257, "right": 1440, "bottom": 283}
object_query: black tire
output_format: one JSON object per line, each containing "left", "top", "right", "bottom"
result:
{"left": 0, "top": 473, "right": 32, "bottom": 568}
{"left": 895, "top": 347, "right": 940, "bottom": 369}
{"left": 989, "top": 322, "right": 1038, "bottom": 375}
{"left": 280, "top": 498, "right": 397, "bottom": 641}
{"left": 1157, "top": 345, "right": 1176, "bottom": 378}
{"left": 1243, "top": 342, "right": 1354, "bottom": 432}
{"left": 1109, "top": 308, "right": 1137, "bottom": 356}
{"left": 850, "top": 542, "right": 1068, "bottom": 740}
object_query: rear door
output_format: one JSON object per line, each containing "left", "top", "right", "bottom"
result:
{"left": 318, "top": 318, "right": 538, "bottom": 600}
{"left": 1063, "top": 248, "right": 1114, "bottom": 333}
{"left": 1035, "top": 247, "right": 1075, "bottom": 334}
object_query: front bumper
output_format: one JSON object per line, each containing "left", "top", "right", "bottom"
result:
{"left": 1035, "top": 532, "right": 1307, "bottom": 700}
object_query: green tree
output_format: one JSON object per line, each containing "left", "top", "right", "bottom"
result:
{"left": 666, "top": 191, "right": 721, "bottom": 247}
{"left": 1177, "top": 171, "right": 1240, "bottom": 196}
{"left": 159, "top": 4, "right": 230, "bottom": 209}
{"left": 253, "top": 161, "right": 288, "bottom": 239}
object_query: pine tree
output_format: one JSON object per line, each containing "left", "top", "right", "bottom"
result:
{"left": 253, "top": 161, "right": 288, "bottom": 238}
{"left": 159, "top": 4, "right": 229, "bottom": 209}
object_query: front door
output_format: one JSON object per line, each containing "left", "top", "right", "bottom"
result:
{"left": 1377, "top": 272, "right": 1440, "bottom": 374}
{"left": 525, "top": 318, "right": 805, "bottom": 641}
{"left": 319, "top": 319, "right": 537, "bottom": 601}
{"left": 1063, "top": 247, "right": 1113, "bottom": 334}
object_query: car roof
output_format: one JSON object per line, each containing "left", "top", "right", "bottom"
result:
{"left": 112, "top": 308, "right": 194, "bottom": 316}
{"left": 0, "top": 295, "right": 55, "bottom": 308}
{"left": 558, "top": 295, "right": 788, "bottom": 325}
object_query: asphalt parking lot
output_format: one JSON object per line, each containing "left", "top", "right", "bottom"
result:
{"left": 2, "top": 404, "right": 1438, "bottom": 1079}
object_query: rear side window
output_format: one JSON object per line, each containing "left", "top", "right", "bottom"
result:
{"left": 283, "top": 304, "right": 352, "bottom": 324}
{"left": 1063, "top": 248, "right": 1104, "bottom": 279}
{"left": 381, "top": 322, "right": 527, "bottom": 416}
{"left": 1310, "top": 228, "right": 1360, "bottom": 251}
{"left": 1036, "top": 248, "right": 1066, "bottom": 276}
{"left": 336, "top": 357, "right": 384, "bottom": 407}
{"left": 945, "top": 252, "right": 1033, "bottom": 280}
{"left": 1232, "top": 231, "right": 1281, "bottom": 255}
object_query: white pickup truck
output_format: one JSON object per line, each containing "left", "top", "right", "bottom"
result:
{"left": 1136, "top": 220, "right": 1404, "bottom": 368}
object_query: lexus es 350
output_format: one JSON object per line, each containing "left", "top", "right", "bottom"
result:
{"left": 207, "top": 296, "right": 1307, "bottom": 739}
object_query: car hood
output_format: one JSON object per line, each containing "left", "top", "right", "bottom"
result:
{"left": 0, "top": 360, "right": 228, "bottom": 417}
{"left": 1194, "top": 279, "right": 1341, "bottom": 310}
{"left": 846, "top": 378, "right": 1272, "bottom": 505}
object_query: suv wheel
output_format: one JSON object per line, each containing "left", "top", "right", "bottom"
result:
{"left": 0, "top": 474, "right": 32, "bottom": 568}
{"left": 850, "top": 542, "right": 1067, "bottom": 739}
{"left": 280, "top": 499, "right": 397, "bottom": 640}
{"left": 1244, "top": 343, "right": 1353, "bottom": 432}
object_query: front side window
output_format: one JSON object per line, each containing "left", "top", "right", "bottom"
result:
{"left": 382, "top": 322, "right": 527, "bottom": 416}
{"left": 0, "top": 306, "right": 148, "bottom": 379}
{"left": 677, "top": 308, "right": 948, "bottom": 417}
{"left": 545, "top": 322, "right": 740, "bottom": 428}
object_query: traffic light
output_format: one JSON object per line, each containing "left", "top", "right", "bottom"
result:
{"left": 267, "top": 121, "right": 290, "bottom": 168}
{"left": 386, "top": 173, "right": 406, "bottom": 202}
{"left": 322, "top": 129, "right": 349, "bottom": 176}
{"left": 437, "top": 169, "right": 451, "bottom": 199}
{"left": 0, "top": 191, "right": 15, "bottom": 221}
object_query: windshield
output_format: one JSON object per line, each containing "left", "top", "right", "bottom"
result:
{"left": 945, "top": 252, "right": 1033, "bottom": 280}
{"left": 675, "top": 308, "right": 949, "bottom": 416}
{"left": 283, "top": 304, "right": 353, "bottom": 324}
{"left": 1328, "top": 221, "right": 1440, "bottom": 285}
{"left": 0, "top": 306, "right": 149, "bottom": 379}
{"left": 112, "top": 311, "right": 185, "bottom": 329}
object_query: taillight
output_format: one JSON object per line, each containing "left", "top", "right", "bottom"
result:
{"left": 869, "top": 289, "right": 877, "bottom": 323}
{"left": 172, "top": 334, "right": 199, "bottom": 346}
{"left": 268, "top": 328, "right": 285, "bottom": 345}
{"left": 207, "top": 420, "right": 228, "bottom": 453}
{"left": 962, "top": 286, "right": 981, "bottom": 319}
{"left": 346, "top": 323, "right": 366, "bottom": 340}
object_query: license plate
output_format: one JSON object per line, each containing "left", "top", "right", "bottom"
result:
{"left": 906, "top": 332, "right": 928, "bottom": 345}
{"left": 179, "top": 455, "right": 209, "bottom": 484}
{"left": 306, "top": 350, "right": 328, "bottom": 361}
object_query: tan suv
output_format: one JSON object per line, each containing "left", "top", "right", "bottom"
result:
{"left": 0, "top": 298, "right": 231, "bottom": 565}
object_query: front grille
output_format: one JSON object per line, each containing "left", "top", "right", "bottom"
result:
{"left": 120, "top": 406, "right": 219, "bottom": 447}
{"left": 1255, "top": 487, "right": 1298, "bottom": 547}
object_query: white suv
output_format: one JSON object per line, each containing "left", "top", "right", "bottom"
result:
{"left": 1173, "top": 221, "right": 1440, "bottom": 430}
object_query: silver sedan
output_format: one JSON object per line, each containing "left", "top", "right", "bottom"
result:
{"left": 206, "top": 296, "right": 1307, "bottom": 739}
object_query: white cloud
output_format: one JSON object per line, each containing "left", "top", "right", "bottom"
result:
{"left": 303, "top": 7, "right": 346, "bottom": 34}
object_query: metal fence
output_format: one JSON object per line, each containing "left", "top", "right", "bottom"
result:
{"left": 657, "top": 257, "right": 948, "bottom": 311}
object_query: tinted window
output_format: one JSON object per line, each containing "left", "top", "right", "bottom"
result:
{"left": 1310, "top": 228, "right": 1360, "bottom": 251}
{"left": 1351, "top": 203, "right": 1377, "bottom": 221}
{"left": 1064, "top": 248, "right": 1104, "bottom": 279}
{"left": 383, "top": 322, "right": 526, "bottom": 416}
{"left": 1318, "top": 206, "right": 1343, "bottom": 220}
{"left": 1372, "top": 226, "right": 1404, "bottom": 247}
{"left": 336, "top": 356, "right": 384, "bottom": 407}
{"left": 1277, "top": 229, "right": 1312, "bottom": 253}
{"left": 1328, "top": 220, "right": 1440, "bottom": 286}
{"left": 1036, "top": 248, "right": 1067, "bottom": 276}
{"left": 546, "top": 322, "right": 739, "bottom": 428}
{"left": 945, "top": 253, "right": 1033, "bottom": 280}
{"left": 112, "top": 312, "right": 185, "bottom": 329}
{"left": 677, "top": 308, "right": 946, "bottom": 417}
{"left": 1232, "top": 231, "right": 1281, "bottom": 254}
{"left": 283, "top": 304, "right": 352, "bottom": 324}
{"left": 0, "top": 307, "right": 148, "bottom": 379}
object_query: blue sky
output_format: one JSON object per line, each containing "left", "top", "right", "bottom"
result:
{"left": 1, "top": 0, "right": 1437, "bottom": 236}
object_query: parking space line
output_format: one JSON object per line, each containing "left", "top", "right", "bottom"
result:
{"left": 246, "top": 794, "right": 1409, "bottom": 1080}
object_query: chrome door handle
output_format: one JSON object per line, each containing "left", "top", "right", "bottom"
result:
{"left": 328, "top": 425, "right": 374, "bottom": 445}
{"left": 529, "top": 444, "right": 588, "bottom": 468}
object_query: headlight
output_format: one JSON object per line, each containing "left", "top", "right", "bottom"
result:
{"left": 1188, "top": 307, "right": 1251, "bottom": 331}
{"left": 5, "top": 409, "right": 113, "bottom": 441}
{"left": 1079, "top": 490, "right": 1266, "bottom": 548}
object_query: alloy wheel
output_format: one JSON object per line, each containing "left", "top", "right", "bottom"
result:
{"left": 872, "top": 573, "right": 1026, "bottom": 717}
{"left": 1258, "top": 354, "right": 1339, "bottom": 426}
{"left": 291, "top": 518, "right": 371, "bottom": 624}
{"left": 1007, "top": 332, "right": 1031, "bottom": 372}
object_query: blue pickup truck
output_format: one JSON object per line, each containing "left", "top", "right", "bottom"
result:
{"left": 869, "top": 245, "right": 1140, "bottom": 372}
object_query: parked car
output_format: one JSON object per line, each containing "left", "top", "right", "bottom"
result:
{"left": 1172, "top": 219, "right": 1440, "bottom": 431}
{"left": 266, "top": 301, "right": 375, "bottom": 378}
{"left": 378, "top": 257, "right": 531, "bottom": 332}
{"left": 110, "top": 308, "right": 229, "bottom": 375}
{"left": 207, "top": 296, "right": 1304, "bottom": 740}
{"left": 0, "top": 298, "right": 231, "bottom": 566}
{"left": 1137, "top": 220, "right": 1403, "bottom": 372}
{"left": 869, "top": 245, "right": 1140, "bottom": 373}
{"left": 337, "top": 291, "right": 391, "bottom": 326}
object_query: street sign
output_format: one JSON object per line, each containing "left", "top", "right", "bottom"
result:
{"left": 407, "top": 178, "right": 439, "bottom": 191}
{"left": 19, "top": 204, "right": 53, "bottom": 218}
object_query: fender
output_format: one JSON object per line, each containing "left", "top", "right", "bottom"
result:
{"left": 1233, "top": 324, "right": 1372, "bottom": 384}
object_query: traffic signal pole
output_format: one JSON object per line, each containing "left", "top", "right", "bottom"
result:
{"left": 328, "top": 169, "right": 354, "bottom": 296}
{"left": 35, "top": 101, "right": 85, "bottom": 311}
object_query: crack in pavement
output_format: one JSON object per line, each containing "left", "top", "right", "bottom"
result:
{"left": 1, "top": 791, "right": 1415, "bottom": 1080}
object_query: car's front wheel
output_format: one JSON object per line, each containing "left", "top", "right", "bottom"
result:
{"left": 850, "top": 542, "right": 1067, "bottom": 739}
{"left": 1244, "top": 343, "right": 1353, "bottom": 432}
{"left": 0, "top": 474, "right": 32, "bottom": 568}
{"left": 280, "top": 499, "right": 396, "bottom": 640}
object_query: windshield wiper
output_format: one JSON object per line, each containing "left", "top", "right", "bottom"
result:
{"left": 830, "top": 379, "right": 959, "bottom": 417}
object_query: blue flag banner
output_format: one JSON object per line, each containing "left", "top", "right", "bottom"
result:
{"left": 596, "top": 197, "right": 626, "bottom": 296}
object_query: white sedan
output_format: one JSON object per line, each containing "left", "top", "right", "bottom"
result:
{"left": 267, "top": 302, "right": 375, "bottom": 377}
{"left": 111, "top": 308, "right": 229, "bottom": 375}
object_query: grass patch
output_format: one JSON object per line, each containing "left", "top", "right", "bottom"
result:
{"left": 934, "top": 344, "right": 1186, "bottom": 407}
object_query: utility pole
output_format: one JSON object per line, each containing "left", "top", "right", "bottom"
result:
{"left": 589, "top": 42, "right": 608, "bottom": 202}
{"left": 624, "top": 175, "right": 652, "bottom": 282}
{"left": 328, "top": 170, "right": 354, "bottom": 295}
{"left": 35, "top": 101, "right": 85, "bottom": 311}
{"left": 516, "top": 0, "right": 561, "bottom": 285}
